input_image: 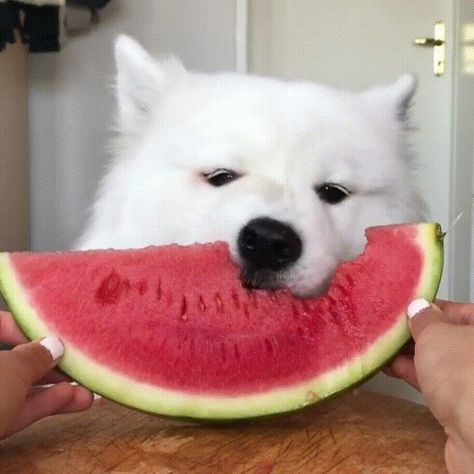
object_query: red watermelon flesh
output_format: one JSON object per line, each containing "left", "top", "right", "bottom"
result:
{"left": 0, "top": 223, "right": 443, "bottom": 420}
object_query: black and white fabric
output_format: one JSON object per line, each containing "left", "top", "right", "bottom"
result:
{"left": 0, "top": 0, "right": 111, "bottom": 52}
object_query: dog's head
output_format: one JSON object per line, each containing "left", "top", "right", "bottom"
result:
{"left": 77, "top": 35, "right": 426, "bottom": 297}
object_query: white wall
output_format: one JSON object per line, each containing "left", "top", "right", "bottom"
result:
{"left": 28, "top": 0, "right": 237, "bottom": 250}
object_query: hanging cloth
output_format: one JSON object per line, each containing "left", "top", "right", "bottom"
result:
{"left": 0, "top": 0, "right": 111, "bottom": 52}
{"left": 0, "top": 2, "right": 19, "bottom": 50}
{"left": 68, "top": 0, "right": 110, "bottom": 7}
{"left": 0, "top": 0, "right": 64, "bottom": 52}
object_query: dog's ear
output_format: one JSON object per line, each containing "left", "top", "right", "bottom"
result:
{"left": 388, "top": 74, "right": 417, "bottom": 121}
{"left": 361, "top": 74, "right": 417, "bottom": 122}
{"left": 114, "top": 35, "right": 185, "bottom": 127}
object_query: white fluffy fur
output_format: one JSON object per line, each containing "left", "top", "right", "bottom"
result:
{"left": 75, "top": 35, "right": 426, "bottom": 296}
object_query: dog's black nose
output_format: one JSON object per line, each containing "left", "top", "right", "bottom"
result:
{"left": 238, "top": 217, "right": 302, "bottom": 271}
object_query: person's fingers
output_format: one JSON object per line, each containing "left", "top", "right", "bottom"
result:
{"left": 385, "top": 354, "right": 420, "bottom": 391}
{"left": 0, "top": 311, "right": 28, "bottom": 345}
{"left": 434, "top": 299, "right": 474, "bottom": 325}
{"left": 0, "top": 316, "right": 70, "bottom": 384}
{"left": 3, "top": 383, "right": 93, "bottom": 438}
{"left": 406, "top": 299, "right": 445, "bottom": 342}
{"left": 382, "top": 366, "right": 395, "bottom": 377}
{"left": 398, "top": 338, "right": 415, "bottom": 356}
{"left": 54, "top": 386, "right": 94, "bottom": 414}
{"left": 2, "top": 383, "right": 93, "bottom": 438}
{"left": 5, "top": 382, "right": 76, "bottom": 436}
{"left": 37, "top": 370, "right": 72, "bottom": 385}
{"left": 0, "top": 337, "right": 63, "bottom": 437}
{"left": 9, "top": 336, "right": 64, "bottom": 386}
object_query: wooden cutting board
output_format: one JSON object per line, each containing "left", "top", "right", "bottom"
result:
{"left": 0, "top": 390, "right": 447, "bottom": 473}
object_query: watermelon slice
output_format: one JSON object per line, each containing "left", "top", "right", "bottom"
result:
{"left": 0, "top": 223, "right": 443, "bottom": 420}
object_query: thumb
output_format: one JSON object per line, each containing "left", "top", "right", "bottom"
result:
{"left": 0, "top": 336, "right": 64, "bottom": 438}
{"left": 407, "top": 298, "right": 444, "bottom": 341}
{"left": 9, "top": 336, "right": 65, "bottom": 385}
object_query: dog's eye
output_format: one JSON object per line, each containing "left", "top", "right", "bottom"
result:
{"left": 315, "top": 183, "right": 351, "bottom": 204}
{"left": 203, "top": 169, "right": 240, "bottom": 187}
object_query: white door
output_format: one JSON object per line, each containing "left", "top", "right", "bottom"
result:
{"left": 244, "top": 0, "right": 474, "bottom": 401}
{"left": 245, "top": 0, "right": 473, "bottom": 302}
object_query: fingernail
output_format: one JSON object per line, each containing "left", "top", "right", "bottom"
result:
{"left": 407, "top": 298, "right": 431, "bottom": 319}
{"left": 39, "top": 336, "right": 64, "bottom": 361}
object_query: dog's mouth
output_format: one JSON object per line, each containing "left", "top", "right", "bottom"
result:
{"left": 240, "top": 267, "right": 284, "bottom": 291}
{"left": 240, "top": 264, "right": 336, "bottom": 298}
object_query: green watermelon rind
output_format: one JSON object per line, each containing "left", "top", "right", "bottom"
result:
{"left": 0, "top": 223, "right": 443, "bottom": 420}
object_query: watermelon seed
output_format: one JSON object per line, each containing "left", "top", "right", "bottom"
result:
{"left": 234, "top": 343, "right": 240, "bottom": 360}
{"left": 156, "top": 280, "right": 162, "bottom": 301}
{"left": 264, "top": 337, "right": 273, "bottom": 355}
{"left": 250, "top": 292, "right": 259, "bottom": 309}
{"left": 180, "top": 296, "right": 188, "bottom": 321}
{"left": 220, "top": 342, "right": 227, "bottom": 363}
{"left": 137, "top": 279, "right": 147, "bottom": 295}
{"left": 214, "top": 293, "right": 224, "bottom": 313}
{"left": 326, "top": 296, "right": 338, "bottom": 322}
{"left": 198, "top": 296, "right": 206, "bottom": 312}
{"left": 231, "top": 289, "right": 240, "bottom": 309}
{"left": 301, "top": 300, "right": 311, "bottom": 314}
{"left": 328, "top": 307, "right": 338, "bottom": 323}
{"left": 95, "top": 270, "right": 122, "bottom": 304}
{"left": 286, "top": 333, "right": 296, "bottom": 345}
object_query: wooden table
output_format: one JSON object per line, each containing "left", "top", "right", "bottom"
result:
{"left": 0, "top": 390, "right": 447, "bottom": 473}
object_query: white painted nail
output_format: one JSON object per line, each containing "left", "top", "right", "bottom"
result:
{"left": 407, "top": 298, "right": 431, "bottom": 319}
{"left": 39, "top": 336, "right": 65, "bottom": 361}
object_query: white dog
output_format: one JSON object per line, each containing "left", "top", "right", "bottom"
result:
{"left": 75, "top": 35, "right": 426, "bottom": 297}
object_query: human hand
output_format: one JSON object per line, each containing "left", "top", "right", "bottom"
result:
{"left": 0, "top": 310, "right": 93, "bottom": 439}
{"left": 385, "top": 299, "right": 474, "bottom": 473}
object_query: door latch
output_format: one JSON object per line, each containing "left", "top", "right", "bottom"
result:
{"left": 414, "top": 21, "right": 446, "bottom": 76}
